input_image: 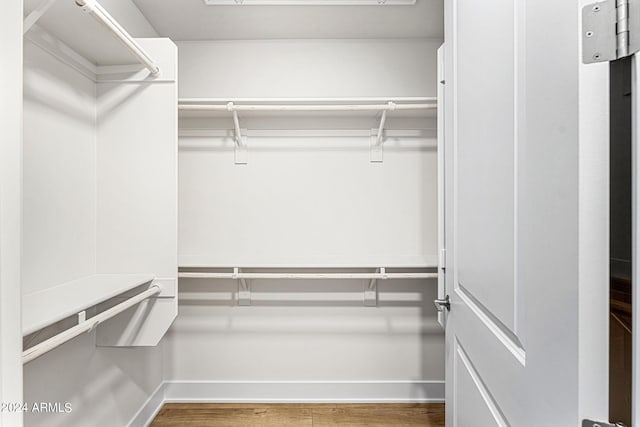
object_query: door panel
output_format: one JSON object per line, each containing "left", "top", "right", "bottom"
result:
{"left": 456, "top": 0, "right": 516, "bottom": 333}
{"left": 451, "top": 0, "right": 523, "bottom": 421}
{"left": 444, "top": 0, "right": 610, "bottom": 425}
{"left": 454, "top": 340, "right": 507, "bottom": 427}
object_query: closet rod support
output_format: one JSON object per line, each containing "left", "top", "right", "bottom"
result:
{"left": 230, "top": 104, "right": 242, "bottom": 141}
{"left": 376, "top": 102, "right": 395, "bottom": 145}
{"left": 233, "top": 268, "right": 251, "bottom": 305}
{"left": 228, "top": 103, "right": 248, "bottom": 164}
{"left": 364, "top": 268, "right": 386, "bottom": 306}
{"left": 371, "top": 102, "right": 396, "bottom": 163}
{"left": 376, "top": 110, "right": 388, "bottom": 146}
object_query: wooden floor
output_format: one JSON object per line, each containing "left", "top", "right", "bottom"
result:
{"left": 150, "top": 403, "right": 445, "bottom": 427}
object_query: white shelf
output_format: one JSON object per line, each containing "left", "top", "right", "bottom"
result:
{"left": 178, "top": 97, "right": 438, "bottom": 120}
{"left": 178, "top": 255, "right": 439, "bottom": 270}
{"left": 179, "top": 97, "right": 437, "bottom": 103}
{"left": 25, "top": 0, "right": 135, "bottom": 67}
{"left": 22, "top": 274, "right": 155, "bottom": 336}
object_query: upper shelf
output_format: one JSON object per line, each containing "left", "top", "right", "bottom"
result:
{"left": 23, "top": 0, "right": 159, "bottom": 73}
{"left": 178, "top": 97, "right": 438, "bottom": 119}
{"left": 22, "top": 274, "right": 155, "bottom": 336}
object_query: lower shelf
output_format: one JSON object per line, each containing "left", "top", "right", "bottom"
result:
{"left": 177, "top": 266, "right": 438, "bottom": 307}
{"left": 22, "top": 274, "right": 155, "bottom": 336}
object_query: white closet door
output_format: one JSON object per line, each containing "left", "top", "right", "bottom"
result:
{"left": 443, "top": 0, "right": 610, "bottom": 425}
{"left": 0, "top": 1, "right": 23, "bottom": 426}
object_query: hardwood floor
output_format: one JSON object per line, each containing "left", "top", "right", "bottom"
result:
{"left": 150, "top": 403, "right": 445, "bottom": 427}
{"left": 610, "top": 275, "right": 632, "bottom": 426}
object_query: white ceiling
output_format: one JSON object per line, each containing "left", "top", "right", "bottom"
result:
{"left": 132, "top": 0, "right": 443, "bottom": 41}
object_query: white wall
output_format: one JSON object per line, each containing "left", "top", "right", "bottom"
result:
{"left": 179, "top": 120, "right": 437, "bottom": 268}
{"left": 22, "top": 41, "right": 97, "bottom": 295}
{"left": 0, "top": 1, "right": 24, "bottom": 425}
{"left": 178, "top": 39, "right": 438, "bottom": 99}
{"left": 23, "top": 333, "right": 162, "bottom": 427}
{"left": 163, "top": 39, "right": 445, "bottom": 401}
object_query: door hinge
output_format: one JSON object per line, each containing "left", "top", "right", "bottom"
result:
{"left": 582, "top": 419, "right": 627, "bottom": 427}
{"left": 583, "top": 0, "right": 640, "bottom": 63}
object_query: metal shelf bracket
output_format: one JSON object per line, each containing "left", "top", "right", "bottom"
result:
{"left": 370, "top": 102, "right": 395, "bottom": 163}
{"left": 228, "top": 103, "right": 248, "bottom": 164}
{"left": 233, "top": 267, "right": 251, "bottom": 305}
{"left": 364, "top": 267, "right": 386, "bottom": 306}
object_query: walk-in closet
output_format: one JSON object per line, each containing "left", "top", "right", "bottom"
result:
{"left": 0, "top": 0, "right": 620, "bottom": 426}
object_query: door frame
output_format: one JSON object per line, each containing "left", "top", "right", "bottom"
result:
{"left": 0, "top": 1, "right": 24, "bottom": 426}
{"left": 632, "top": 53, "right": 640, "bottom": 426}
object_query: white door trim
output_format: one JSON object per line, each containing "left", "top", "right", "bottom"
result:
{"left": 0, "top": 1, "right": 24, "bottom": 426}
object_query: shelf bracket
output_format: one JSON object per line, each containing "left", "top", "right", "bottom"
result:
{"left": 233, "top": 268, "right": 251, "bottom": 305}
{"left": 228, "top": 103, "right": 248, "bottom": 164}
{"left": 370, "top": 102, "right": 395, "bottom": 163}
{"left": 370, "top": 128, "right": 383, "bottom": 163}
{"left": 23, "top": 0, "right": 59, "bottom": 34}
{"left": 364, "top": 268, "right": 385, "bottom": 306}
{"left": 77, "top": 310, "right": 98, "bottom": 333}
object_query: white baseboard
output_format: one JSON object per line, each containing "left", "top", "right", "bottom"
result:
{"left": 128, "top": 382, "right": 166, "bottom": 427}
{"left": 129, "top": 380, "right": 444, "bottom": 426}
{"left": 164, "top": 380, "right": 445, "bottom": 403}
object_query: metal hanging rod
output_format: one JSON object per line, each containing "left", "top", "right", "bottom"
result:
{"left": 74, "top": 0, "right": 160, "bottom": 75}
{"left": 178, "top": 271, "right": 438, "bottom": 280}
{"left": 23, "top": 285, "right": 161, "bottom": 364}
{"left": 178, "top": 268, "right": 437, "bottom": 307}
{"left": 178, "top": 100, "right": 437, "bottom": 164}
{"left": 178, "top": 101, "right": 437, "bottom": 112}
